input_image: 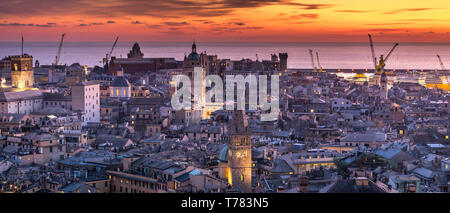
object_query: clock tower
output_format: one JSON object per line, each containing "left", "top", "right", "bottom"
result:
{"left": 228, "top": 110, "right": 252, "bottom": 192}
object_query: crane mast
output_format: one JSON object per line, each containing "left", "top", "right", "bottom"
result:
{"left": 384, "top": 43, "right": 399, "bottom": 63}
{"left": 308, "top": 49, "right": 316, "bottom": 72}
{"left": 316, "top": 51, "right": 323, "bottom": 72}
{"left": 368, "top": 34, "right": 377, "bottom": 69}
{"left": 54, "top": 33, "right": 66, "bottom": 66}
{"left": 106, "top": 36, "right": 119, "bottom": 64}
{"left": 368, "top": 34, "right": 399, "bottom": 72}
{"left": 437, "top": 55, "right": 446, "bottom": 71}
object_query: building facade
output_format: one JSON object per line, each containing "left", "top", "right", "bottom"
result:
{"left": 71, "top": 81, "right": 100, "bottom": 125}
{"left": 227, "top": 110, "right": 252, "bottom": 192}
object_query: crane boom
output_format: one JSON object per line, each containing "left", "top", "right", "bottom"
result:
{"left": 308, "top": 49, "right": 316, "bottom": 72}
{"left": 316, "top": 52, "right": 321, "bottom": 68}
{"left": 316, "top": 51, "right": 323, "bottom": 72}
{"left": 384, "top": 43, "right": 399, "bottom": 63}
{"left": 55, "top": 33, "right": 66, "bottom": 66}
{"left": 368, "top": 34, "right": 377, "bottom": 68}
{"left": 437, "top": 55, "right": 446, "bottom": 71}
{"left": 107, "top": 36, "right": 119, "bottom": 63}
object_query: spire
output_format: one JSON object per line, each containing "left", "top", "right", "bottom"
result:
{"left": 192, "top": 41, "right": 197, "bottom": 53}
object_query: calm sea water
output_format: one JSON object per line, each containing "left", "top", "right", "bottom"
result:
{"left": 0, "top": 42, "right": 449, "bottom": 70}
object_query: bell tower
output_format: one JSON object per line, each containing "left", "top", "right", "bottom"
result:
{"left": 228, "top": 110, "right": 252, "bottom": 192}
{"left": 11, "top": 54, "right": 34, "bottom": 89}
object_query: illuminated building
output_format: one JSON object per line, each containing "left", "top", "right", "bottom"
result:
{"left": 10, "top": 54, "right": 34, "bottom": 89}
{"left": 109, "top": 73, "right": 131, "bottom": 99}
{"left": 0, "top": 54, "right": 42, "bottom": 114}
{"left": 227, "top": 110, "right": 252, "bottom": 192}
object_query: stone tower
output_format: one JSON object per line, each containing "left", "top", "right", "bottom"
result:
{"left": 11, "top": 54, "right": 34, "bottom": 88}
{"left": 228, "top": 110, "right": 252, "bottom": 192}
{"left": 279, "top": 53, "right": 288, "bottom": 72}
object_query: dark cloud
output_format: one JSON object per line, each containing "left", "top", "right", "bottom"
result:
{"left": 0, "top": 22, "right": 27, "bottom": 26}
{"left": 234, "top": 22, "right": 245, "bottom": 26}
{"left": 79, "top": 22, "right": 104, "bottom": 27}
{"left": 107, "top": 20, "right": 116, "bottom": 23}
{"left": 35, "top": 23, "right": 57, "bottom": 27}
{"left": 131, "top": 21, "right": 144, "bottom": 24}
{"left": 163, "top": 21, "right": 189, "bottom": 26}
{"left": 0, "top": 0, "right": 334, "bottom": 19}
{"left": 0, "top": 22, "right": 56, "bottom": 27}
{"left": 383, "top": 8, "right": 435, "bottom": 14}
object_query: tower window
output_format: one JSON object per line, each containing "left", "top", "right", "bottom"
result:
{"left": 241, "top": 174, "right": 244, "bottom": 182}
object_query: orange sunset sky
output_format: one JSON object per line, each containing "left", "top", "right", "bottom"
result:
{"left": 0, "top": 0, "right": 450, "bottom": 42}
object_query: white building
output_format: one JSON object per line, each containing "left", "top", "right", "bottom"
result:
{"left": 71, "top": 81, "right": 100, "bottom": 126}
{"left": 0, "top": 89, "right": 43, "bottom": 114}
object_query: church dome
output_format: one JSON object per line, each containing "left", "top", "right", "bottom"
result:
{"left": 186, "top": 42, "right": 200, "bottom": 61}
{"left": 111, "top": 76, "right": 130, "bottom": 87}
{"left": 187, "top": 52, "right": 200, "bottom": 61}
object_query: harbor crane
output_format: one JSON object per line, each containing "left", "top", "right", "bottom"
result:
{"left": 103, "top": 36, "right": 119, "bottom": 71}
{"left": 308, "top": 49, "right": 317, "bottom": 72}
{"left": 54, "top": 33, "right": 66, "bottom": 66}
{"left": 436, "top": 54, "right": 449, "bottom": 86}
{"left": 104, "top": 36, "right": 119, "bottom": 65}
{"left": 316, "top": 51, "right": 323, "bottom": 72}
{"left": 437, "top": 55, "right": 446, "bottom": 71}
{"left": 368, "top": 34, "right": 399, "bottom": 73}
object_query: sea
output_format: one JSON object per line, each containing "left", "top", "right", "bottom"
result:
{"left": 0, "top": 42, "right": 449, "bottom": 70}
